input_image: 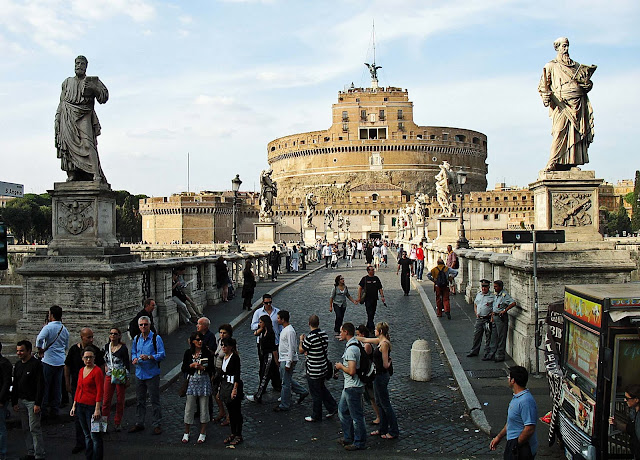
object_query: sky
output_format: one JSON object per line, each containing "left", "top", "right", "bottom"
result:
{"left": 1, "top": 0, "right": 638, "bottom": 197}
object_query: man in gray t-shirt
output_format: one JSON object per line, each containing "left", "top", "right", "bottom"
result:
{"left": 334, "top": 322, "right": 366, "bottom": 450}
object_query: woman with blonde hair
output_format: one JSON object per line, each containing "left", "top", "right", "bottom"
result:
{"left": 356, "top": 321, "right": 399, "bottom": 439}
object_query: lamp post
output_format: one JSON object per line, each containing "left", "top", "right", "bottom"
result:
{"left": 229, "top": 174, "right": 242, "bottom": 252}
{"left": 298, "top": 203, "right": 304, "bottom": 244}
{"left": 421, "top": 207, "right": 428, "bottom": 244}
{"left": 456, "top": 171, "right": 469, "bottom": 249}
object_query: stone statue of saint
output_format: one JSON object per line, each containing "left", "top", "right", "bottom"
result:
{"left": 259, "top": 168, "right": 277, "bottom": 221}
{"left": 538, "top": 37, "right": 596, "bottom": 171}
{"left": 324, "top": 206, "right": 334, "bottom": 229}
{"left": 305, "top": 192, "right": 317, "bottom": 227}
{"left": 337, "top": 212, "right": 344, "bottom": 229}
{"left": 364, "top": 62, "right": 382, "bottom": 80}
{"left": 435, "top": 162, "right": 455, "bottom": 217}
{"left": 414, "top": 192, "right": 429, "bottom": 222}
{"left": 55, "top": 56, "right": 109, "bottom": 183}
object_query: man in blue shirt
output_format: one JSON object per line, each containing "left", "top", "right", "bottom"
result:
{"left": 129, "top": 314, "right": 166, "bottom": 435}
{"left": 490, "top": 365, "right": 538, "bottom": 459}
{"left": 35, "top": 305, "right": 69, "bottom": 418}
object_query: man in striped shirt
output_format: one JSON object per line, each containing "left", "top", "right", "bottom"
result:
{"left": 299, "top": 315, "right": 338, "bottom": 422}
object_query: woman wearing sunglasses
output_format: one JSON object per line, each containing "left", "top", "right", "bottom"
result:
{"left": 102, "top": 327, "right": 130, "bottom": 432}
{"left": 181, "top": 332, "right": 213, "bottom": 444}
{"left": 610, "top": 384, "right": 640, "bottom": 459}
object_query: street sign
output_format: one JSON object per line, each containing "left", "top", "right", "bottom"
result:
{"left": 0, "top": 181, "right": 24, "bottom": 198}
{"left": 502, "top": 230, "right": 565, "bottom": 244}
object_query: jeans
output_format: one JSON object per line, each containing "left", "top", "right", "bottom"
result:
{"left": 17, "top": 399, "right": 45, "bottom": 459}
{"left": 0, "top": 405, "right": 7, "bottom": 458}
{"left": 76, "top": 403, "right": 103, "bottom": 460}
{"left": 102, "top": 376, "right": 126, "bottom": 425}
{"left": 333, "top": 303, "right": 346, "bottom": 333}
{"left": 373, "top": 372, "right": 399, "bottom": 437}
{"left": 135, "top": 375, "right": 162, "bottom": 428}
{"left": 278, "top": 361, "right": 308, "bottom": 410}
{"left": 338, "top": 387, "right": 366, "bottom": 448}
{"left": 364, "top": 299, "right": 377, "bottom": 332}
{"left": 42, "top": 363, "right": 64, "bottom": 416}
{"left": 416, "top": 259, "right": 424, "bottom": 280}
{"left": 270, "top": 263, "right": 279, "bottom": 280}
{"left": 324, "top": 256, "right": 331, "bottom": 268}
{"left": 307, "top": 377, "right": 337, "bottom": 420}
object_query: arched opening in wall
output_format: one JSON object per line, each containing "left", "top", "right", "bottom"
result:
{"left": 455, "top": 134, "right": 466, "bottom": 143}
{"left": 372, "top": 193, "right": 379, "bottom": 202}
{"left": 472, "top": 137, "right": 480, "bottom": 145}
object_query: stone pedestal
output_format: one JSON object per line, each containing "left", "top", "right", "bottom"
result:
{"left": 434, "top": 217, "right": 459, "bottom": 244}
{"left": 48, "top": 181, "right": 121, "bottom": 255}
{"left": 304, "top": 227, "right": 317, "bottom": 245}
{"left": 253, "top": 221, "right": 277, "bottom": 249}
{"left": 529, "top": 169, "right": 603, "bottom": 242}
{"left": 325, "top": 229, "right": 336, "bottom": 243}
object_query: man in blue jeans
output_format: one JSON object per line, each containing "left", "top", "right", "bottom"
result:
{"left": 335, "top": 322, "right": 366, "bottom": 451}
{"left": 129, "top": 315, "right": 166, "bottom": 435}
{"left": 273, "top": 310, "right": 308, "bottom": 412}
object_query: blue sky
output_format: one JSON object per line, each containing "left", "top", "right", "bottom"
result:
{"left": 1, "top": 0, "right": 638, "bottom": 197}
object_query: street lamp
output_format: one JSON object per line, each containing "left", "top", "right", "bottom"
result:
{"left": 298, "top": 203, "right": 304, "bottom": 244}
{"left": 421, "top": 207, "right": 428, "bottom": 244}
{"left": 229, "top": 174, "right": 242, "bottom": 252}
{"left": 456, "top": 171, "right": 469, "bottom": 249}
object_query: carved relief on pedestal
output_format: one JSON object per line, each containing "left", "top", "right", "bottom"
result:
{"left": 58, "top": 200, "right": 94, "bottom": 235}
{"left": 551, "top": 192, "right": 593, "bottom": 227}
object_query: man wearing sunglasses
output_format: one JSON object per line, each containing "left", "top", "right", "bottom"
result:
{"left": 610, "top": 384, "right": 640, "bottom": 459}
{"left": 250, "top": 294, "right": 282, "bottom": 392}
{"left": 130, "top": 316, "right": 166, "bottom": 435}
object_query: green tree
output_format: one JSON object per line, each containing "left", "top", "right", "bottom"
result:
{"left": 631, "top": 170, "right": 640, "bottom": 232}
{"left": 605, "top": 205, "right": 632, "bottom": 236}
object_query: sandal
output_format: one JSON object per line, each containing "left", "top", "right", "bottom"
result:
{"left": 212, "top": 414, "right": 225, "bottom": 423}
{"left": 197, "top": 433, "right": 206, "bottom": 444}
{"left": 380, "top": 433, "right": 398, "bottom": 439}
{"left": 223, "top": 435, "right": 235, "bottom": 444}
{"left": 181, "top": 433, "right": 189, "bottom": 444}
{"left": 220, "top": 418, "right": 230, "bottom": 426}
{"left": 370, "top": 430, "right": 380, "bottom": 436}
{"left": 229, "top": 436, "right": 243, "bottom": 446}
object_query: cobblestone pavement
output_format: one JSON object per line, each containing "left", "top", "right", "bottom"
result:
{"left": 7, "top": 259, "right": 505, "bottom": 459}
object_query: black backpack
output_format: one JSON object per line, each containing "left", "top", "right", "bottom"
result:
{"left": 435, "top": 267, "right": 449, "bottom": 288}
{"left": 347, "top": 342, "right": 376, "bottom": 384}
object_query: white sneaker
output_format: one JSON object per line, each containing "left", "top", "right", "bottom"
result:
{"left": 278, "top": 397, "right": 281, "bottom": 402}
{"left": 305, "top": 416, "right": 317, "bottom": 422}
{"left": 246, "top": 395, "right": 255, "bottom": 402}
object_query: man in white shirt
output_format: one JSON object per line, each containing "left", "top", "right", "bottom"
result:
{"left": 322, "top": 243, "right": 333, "bottom": 269}
{"left": 35, "top": 305, "right": 70, "bottom": 418}
{"left": 250, "top": 294, "right": 282, "bottom": 392}
{"left": 273, "top": 310, "right": 309, "bottom": 412}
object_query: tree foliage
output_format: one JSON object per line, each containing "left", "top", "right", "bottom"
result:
{"left": 631, "top": 170, "right": 640, "bottom": 232}
{"left": 604, "top": 204, "right": 632, "bottom": 236}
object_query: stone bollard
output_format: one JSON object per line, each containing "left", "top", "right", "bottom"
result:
{"left": 410, "top": 339, "right": 431, "bottom": 381}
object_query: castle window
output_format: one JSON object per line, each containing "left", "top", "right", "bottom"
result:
{"left": 483, "top": 215, "right": 489, "bottom": 220}
{"left": 430, "top": 135, "right": 436, "bottom": 140}
{"left": 360, "top": 127, "right": 386, "bottom": 140}
{"left": 300, "top": 140, "right": 305, "bottom": 145}
{"left": 454, "top": 134, "right": 466, "bottom": 143}
{"left": 477, "top": 197, "right": 482, "bottom": 201}
{"left": 402, "top": 135, "right": 407, "bottom": 140}
{"left": 398, "top": 122, "right": 404, "bottom": 131}
{"left": 379, "top": 109, "right": 385, "bottom": 121}
{"left": 324, "top": 136, "right": 330, "bottom": 142}
{"left": 416, "top": 134, "right": 422, "bottom": 140}
{"left": 338, "top": 137, "right": 343, "bottom": 141}
{"left": 361, "top": 110, "right": 367, "bottom": 121}
{"left": 442, "top": 133, "right": 449, "bottom": 141}
{"left": 384, "top": 97, "right": 388, "bottom": 101}
{"left": 356, "top": 98, "right": 360, "bottom": 102}
{"left": 333, "top": 158, "right": 337, "bottom": 163}
{"left": 472, "top": 137, "right": 480, "bottom": 144}
{"left": 494, "top": 214, "right": 500, "bottom": 220}
{"left": 342, "top": 123, "right": 349, "bottom": 132}
{"left": 372, "top": 194, "right": 379, "bottom": 202}
{"left": 270, "top": 146, "right": 276, "bottom": 151}
{"left": 342, "top": 111, "right": 348, "bottom": 122}
{"left": 397, "top": 109, "right": 403, "bottom": 120}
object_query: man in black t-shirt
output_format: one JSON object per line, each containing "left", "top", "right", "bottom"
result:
{"left": 396, "top": 251, "right": 414, "bottom": 296}
{"left": 357, "top": 266, "right": 386, "bottom": 332}
{"left": 64, "top": 328, "right": 105, "bottom": 455}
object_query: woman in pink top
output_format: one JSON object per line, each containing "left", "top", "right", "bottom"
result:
{"left": 70, "top": 346, "right": 104, "bottom": 460}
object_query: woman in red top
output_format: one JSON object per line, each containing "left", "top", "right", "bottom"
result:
{"left": 70, "top": 346, "right": 104, "bottom": 460}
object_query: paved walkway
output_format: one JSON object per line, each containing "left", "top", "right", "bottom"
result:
{"left": 5, "top": 254, "right": 564, "bottom": 458}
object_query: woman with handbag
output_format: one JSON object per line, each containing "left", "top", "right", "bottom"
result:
{"left": 356, "top": 321, "right": 399, "bottom": 439}
{"left": 246, "top": 315, "right": 278, "bottom": 403}
{"left": 181, "top": 332, "right": 213, "bottom": 444}
{"left": 219, "top": 337, "right": 243, "bottom": 446}
{"left": 329, "top": 275, "right": 358, "bottom": 337}
{"left": 101, "top": 327, "right": 130, "bottom": 432}
{"left": 70, "top": 346, "right": 104, "bottom": 460}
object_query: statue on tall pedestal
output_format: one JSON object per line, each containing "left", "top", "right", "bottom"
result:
{"left": 259, "top": 169, "right": 277, "bottom": 221}
{"left": 305, "top": 192, "right": 317, "bottom": 227}
{"left": 324, "top": 206, "right": 334, "bottom": 229}
{"left": 414, "top": 192, "right": 428, "bottom": 223}
{"left": 538, "top": 37, "right": 596, "bottom": 171}
{"left": 435, "top": 161, "right": 455, "bottom": 217}
{"left": 55, "top": 56, "right": 109, "bottom": 183}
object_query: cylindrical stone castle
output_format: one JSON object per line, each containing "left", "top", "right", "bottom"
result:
{"left": 267, "top": 82, "right": 488, "bottom": 200}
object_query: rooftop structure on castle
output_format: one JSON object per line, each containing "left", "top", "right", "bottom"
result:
{"left": 267, "top": 68, "right": 488, "bottom": 201}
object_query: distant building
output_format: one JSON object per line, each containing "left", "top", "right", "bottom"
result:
{"left": 0, "top": 196, "right": 14, "bottom": 208}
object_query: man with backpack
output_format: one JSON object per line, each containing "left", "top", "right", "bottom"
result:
{"left": 129, "top": 315, "right": 166, "bottom": 435}
{"left": 334, "top": 322, "right": 368, "bottom": 451}
{"left": 446, "top": 245, "right": 459, "bottom": 294}
{"left": 427, "top": 258, "right": 451, "bottom": 319}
